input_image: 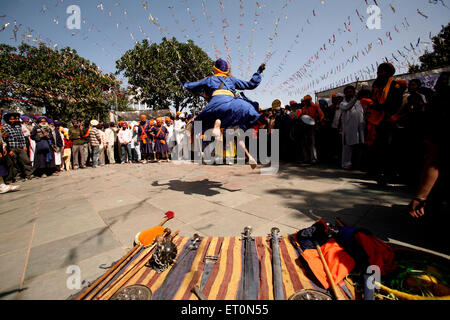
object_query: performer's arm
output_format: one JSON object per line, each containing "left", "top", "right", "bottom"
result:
{"left": 183, "top": 78, "right": 209, "bottom": 93}
{"left": 233, "top": 70, "right": 262, "bottom": 90}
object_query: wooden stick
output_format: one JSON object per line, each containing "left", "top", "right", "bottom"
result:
{"left": 335, "top": 217, "right": 348, "bottom": 227}
{"left": 97, "top": 230, "right": 180, "bottom": 300}
{"left": 82, "top": 244, "right": 143, "bottom": 300}
{"left": 158, "top": 211, "right": 175, "bottom": 226}
{"left": 171, "top": 230, "right": 180, "bottom": 241}
{"left": 316, "top": 244, "right": 342, "bottom": 300}
{"left": 76, "top": 244, "right": 142, "bottom": 300}
{"left": 96, "top": 243, "right": 158, "bottom": 300}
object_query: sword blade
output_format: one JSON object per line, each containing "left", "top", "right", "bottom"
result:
{"left": 155, "top": 235, "right": 201, "bottom": 300}
{"left": 271, "top": 230, "right": 285, "bottom": 300}
{"left": 242, "top": 228, "right": 258, "bottom": 300}
{"left": 200, "top": 262, "right": 215, "bottom": 291}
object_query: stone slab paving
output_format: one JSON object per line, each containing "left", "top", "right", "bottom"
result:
{"left": 0, "top": 161, "right": 448, "bottom": 300}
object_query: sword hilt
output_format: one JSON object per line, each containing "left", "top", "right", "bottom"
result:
{"left": 188, "top": 234, "right": 202, "bottom": 250}
{"left": 268, "top": 227, "right": 283, "bottom": 243}
{"left": 241, "top": 226, "right": 254, "bottom": 241}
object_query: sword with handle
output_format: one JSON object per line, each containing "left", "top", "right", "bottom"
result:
{"left": 155, "top": 234, "right": 202, "bottom": 300}
{"left": 269, "top": 227, "right": 285, "bottom": 300}
{"left": 242, "top": 226, "right": 258, "bottom": 300}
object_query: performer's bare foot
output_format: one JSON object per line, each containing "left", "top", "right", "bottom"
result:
{"left": 212, "top": 119, "right": 221, "bottom": 138}
{"left": 248, "top": 155, "right": 257, "bottom": 170}
{"left": 238, "top": 139, "right": 257, "bottom": 170}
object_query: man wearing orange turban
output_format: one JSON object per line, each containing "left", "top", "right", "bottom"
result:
{"left": 367, "top": 62, "right": 405, "bottom": 185}
{"left": 298, "top": 95, "right": 325, "bottom": 164}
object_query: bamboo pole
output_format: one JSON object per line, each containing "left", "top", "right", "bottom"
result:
{"left": 81, "top": 244, "right": 143, "bottom": 300}
{"left": 95, "top": 243, "right": 158, "bottom": 300}
{"left": 316, "top": 244, "right": 342, "bottom": 300}
{"left": 96, "top": 230, "right": 180, "bottom": 300}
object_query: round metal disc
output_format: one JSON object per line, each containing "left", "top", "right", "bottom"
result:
{"left": 301, "top": 115, "right": 316, "bottom": 126}
{"left": 110, "top": 285, "right": 152, "bottom": 300}
{"left": 288, "top": 289, "right": 333, "bottom": 300}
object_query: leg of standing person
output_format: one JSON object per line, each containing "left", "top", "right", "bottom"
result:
{"left": 342, "top": 144, "right": 353, "bottom": 169}
{"left": 107, "top": 145, "right": 115, "bottom": 164}
{"left": 135, "top": 144, "right": 141, "bottom": 162}
{"left": 91, "top": 146, "right": 99, "bottom": 168}
{"left": 120, "top": 144, "right": 126, "bottom": 164}
{"left": 64, "top": 148, "right": 72, "bottom": 171}
{"left": 81, "top": 144, "right": 88, "bottom": 168}
{"left": 300, "top": 132, "right": 308, "bottom": 164}
{"left": 310, "top": 127, "right": 318, "bottom": 163}
{"left": 99, "top": 145, "right": 105, "bottom": 166}
{"left": 72, "top": 145, "right": 79, "bottom": 169}
{"left": 5, "top": 152, "right": 18, "bottom": 183}
{"left": 14, "top": 148, "right": 33, "bottom": 179}
{"left": 126, "top": 144, "right": 132, "bottom": 163}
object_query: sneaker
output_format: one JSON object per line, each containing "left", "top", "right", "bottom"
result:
{"left": 0, "top": 184, "right": 20, "bottom": 194}
{"left": 42, "top": 174, "right": 48, "bottom": 178}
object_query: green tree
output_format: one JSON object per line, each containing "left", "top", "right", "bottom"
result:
{"left": 409, "top": 23, "right": 450, "bottom": 73}
{"left": 0, "top": 42, "right": 128, "bottom": 122}
{"left": 116, "top": 37, "right": 214, "bottom": 112}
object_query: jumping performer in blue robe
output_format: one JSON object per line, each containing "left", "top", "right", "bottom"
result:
{"left": 183, "top": 59, "right": 266, "bottom": 169}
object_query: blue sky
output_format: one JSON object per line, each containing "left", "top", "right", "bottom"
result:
{"left": 1, "top": 0, "right": 449, "bottom": 109}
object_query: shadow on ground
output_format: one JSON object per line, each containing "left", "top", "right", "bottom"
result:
{"left": 152, "top": 179, "right": 241, "bottom": 196}
{"left": 266, "top": 175, "right": 449, "bottom": 256}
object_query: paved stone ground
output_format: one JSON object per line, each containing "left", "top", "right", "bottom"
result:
{"left": 0, "top": 161, "right": 448, "bottom": 300}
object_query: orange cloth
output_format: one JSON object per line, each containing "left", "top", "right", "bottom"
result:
{"left": 373, "top": 77, "right": 395, "bottom": 105}
{"left": 354, "top": 232, "right": 396, "bottom": 276}
{"left": 301, "top": 239, "right": 355, "bottom": 290}
{"left": 213, "top": 66, "right": 230, "bottom": 77}
{"left": 82, "top": 127, "right": 91, "bottom": 138}
{"left": 137, "top": 226, "right": 166, "bottom": 246}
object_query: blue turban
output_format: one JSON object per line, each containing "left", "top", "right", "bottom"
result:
{"left": 318, "top": 99, "right": 328, "bottom": 108}
{"left": 47, "top": 118, "right": 54, "bottom": 124}
{"left": 214, "top": 58, "right": 230, "bottom": 73}
{"left": 37, "top": 116, "right": 48, "bottom": 123}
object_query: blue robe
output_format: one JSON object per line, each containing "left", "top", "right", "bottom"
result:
{"left": 184, "top": 70, "right": 263, "bottom": 131}
{"left": 152, "top": 126, "right": 169, "bottom": 153}
{"left": 138, "top": 121, "right": 154, "bottom": 154}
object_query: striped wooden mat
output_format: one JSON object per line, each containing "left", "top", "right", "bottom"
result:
{"left": 76, "top": 235, "right": 356, "bottom": 300}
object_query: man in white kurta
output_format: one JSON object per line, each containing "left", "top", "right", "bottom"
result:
{"left": 173, "top": 114, "right": 189, "bottom": 161}
{"left": 339, "top": 86, "right": 365, "bottom": 170}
